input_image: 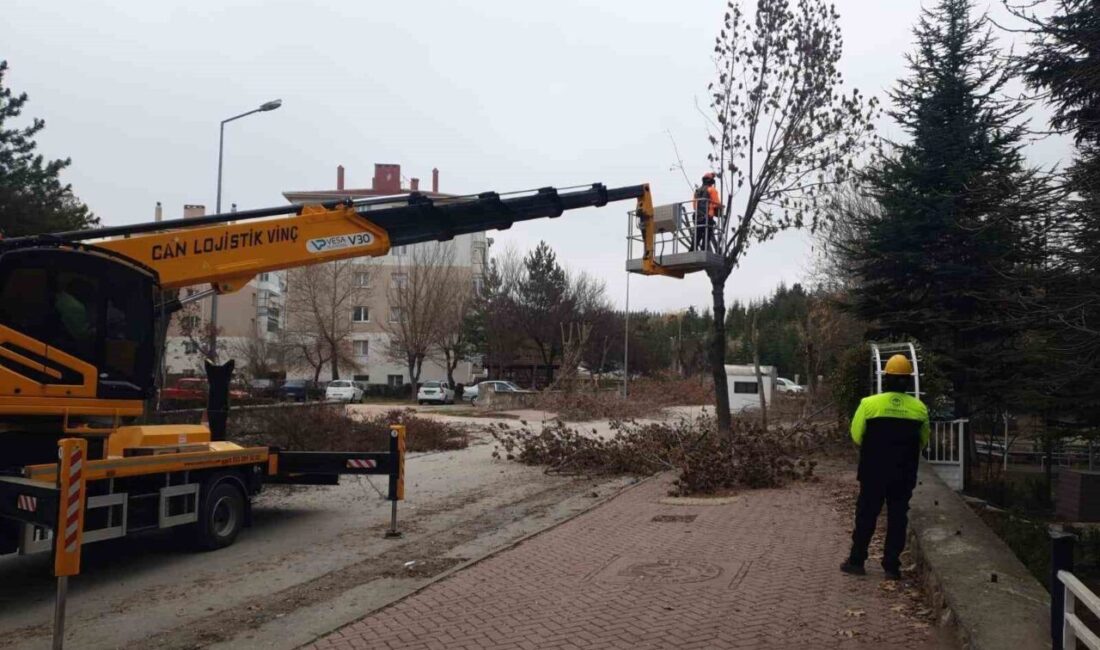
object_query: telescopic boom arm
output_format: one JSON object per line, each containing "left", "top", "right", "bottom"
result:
{"left": 59, "top": 183, "right": 652, "bottom": 293}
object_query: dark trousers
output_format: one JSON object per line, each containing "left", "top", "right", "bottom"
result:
{"left": 693, "top": 218, "right": 713, "bottom": 251}
{"left": 847, "top": 479, "right": 913, "bottom": 571}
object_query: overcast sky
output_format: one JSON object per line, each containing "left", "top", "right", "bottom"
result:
{"left": 5, "top": 0, "right": 1070, "bottom": 312}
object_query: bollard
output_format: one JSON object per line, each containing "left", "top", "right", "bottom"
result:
{"left": 385, "top": 425, "right": 406, "bottom": 538}
{"left": 1050, "top": 527, "right": 1076, "bottom": 649}
{"left": 53, "top": 438, "right": 88, "bottom": 650}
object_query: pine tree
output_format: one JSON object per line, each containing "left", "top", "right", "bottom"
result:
{"left": 516, "top": 241, "right": 569, "bottom": 385}
{"left": 1015, "top": 0, "right": 1100, "bottom": 423}
{"left": 845, "top": 0, "right": 1055, "bottom": 418}
{"left": 0, "top": 60, "right": 98, "bottom": 236}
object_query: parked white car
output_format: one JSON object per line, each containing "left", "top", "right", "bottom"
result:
{"left": 325, "top": 379, "right": 364, "bottom": 403}
{"left": 775, "top": 377, "right": 805, "bottom": 394}
{"left": 417, "top": 381, "right": 455, "bottom": 405}
{"left": 465, "top": 380, "right": 528, "bottom": 405}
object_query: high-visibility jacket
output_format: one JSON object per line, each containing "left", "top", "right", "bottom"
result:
{"left": 692, "top": 185, "right": 721, "bottom": 220}
{"left": 850, "top": 391, "right": 929, "bottom": 485}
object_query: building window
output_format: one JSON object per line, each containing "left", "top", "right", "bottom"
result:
{"left": 352, "top": 306, "right": 370, "bottom": 323}
{"left": 387, "top": 374, "right": 403, "bottom": 387}
{"left": 392, "top": 245, "right": 407, "bottom": 257}
{"left": 180, "top": 314, "right": 200, "bottom": 330}
{"left": 354, "top": 374, "right": 369, "bottom": 382}
{"left": 267, "top": 306, "right": 281, "bottom": 333}
{"left": 353, "top": 340, "right": 369, "bottom": 357}
{"left": 733, "top": 381, "right": 759, "bottom": 394}
{"left": 389, "top": 308, "right": 404, "bottom": 323}
{"left": 183, "top": 340, "right": 200, "bottom": 354}
{"left": 473, "top": 277, "right": 484, "bottom": 295}
{"left": 355, "top": 271, "right": 371, "bottom": 288}
{"left": 390, "top": 272, "right": 408, "bottom": 289}
{"left": 259, "top": 273, "right": 270, "bottom": 282}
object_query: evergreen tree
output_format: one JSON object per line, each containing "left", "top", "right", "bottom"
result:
{"left": 516, "top": 241, "right": 569, "bottom": 384}
{"left": 1015, "top": 0, "right": 1100, "bottom": 423}
{"left": 845, "top": 0, "right": 1054, "bottom": 418}
{"left": 0, "top": 60, "right": 98, "bottom": 236}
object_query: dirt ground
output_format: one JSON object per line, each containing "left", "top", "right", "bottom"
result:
{"left": 0, "top": 407, "right": 636, "bottom": 650}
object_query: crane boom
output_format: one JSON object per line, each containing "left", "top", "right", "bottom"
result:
{"left": 56, "top": 183, "right": 649, "bottom": 292}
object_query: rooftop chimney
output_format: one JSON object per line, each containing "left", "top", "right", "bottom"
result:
{"left": 337, "top": 164, "right": 345, "bottom": 191}
{"left": 183, "top": 204, "right": 206, "bottom": 219}
{"left": 372, "top": 163, "right": 401, "bottom": 194}
{"left": 410, "top": 177, "right": 420, "bottom": 191}
{"left": 432, "top": 168, "right": 439, "bottom": 193}
{"left": 155, "top": 201, "right": 163, "bottom": 222}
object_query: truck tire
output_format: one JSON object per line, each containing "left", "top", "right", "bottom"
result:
{"left": 195, "top": 479, "right": 245, "bottom": 551}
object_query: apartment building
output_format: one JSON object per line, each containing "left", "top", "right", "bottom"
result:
{"left": 282, "top": 164, "right": 487, "bottom": 387}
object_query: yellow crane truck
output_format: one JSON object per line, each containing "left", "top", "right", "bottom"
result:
{"left": 0, "top": 182, "right": 654, "bottom": 557}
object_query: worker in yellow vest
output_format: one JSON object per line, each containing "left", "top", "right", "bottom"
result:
{"left": 840, "top": 354, "right": 929, "bottom": 580}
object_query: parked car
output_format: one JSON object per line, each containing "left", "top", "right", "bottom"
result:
{"left": 417, "top": 381, "right": 455, "bottom": 405}
{"left": 465, "top": 380, "right": 529, "bottom": 405}
{"left": 162, "top": 377, "right": 248, "bottom": 404}
{"left": 248, "top": 378, "right": 281, "bottom": 399}
{"left": 280, "top": 379, "right": 319, "bottom": 402}
{"left": 325, "top": 379, "right": 364, "bottom": 403}
{"left": 775, "top": 377, "right": 805, "bottom": 394}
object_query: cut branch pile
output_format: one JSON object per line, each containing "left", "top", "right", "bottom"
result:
{"left": 491, "top": 414, "right": 839, "bottom": 495}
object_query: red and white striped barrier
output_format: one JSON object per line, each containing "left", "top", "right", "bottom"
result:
{"left": 17, "top": 494, "right": 37, "bottom": 512}
{"left": 346, "top": 458, "right": 377, "bottom": 470}
{"left": 62, "top": 447, "right": 82, "bottom": 554}
{"left": 54, "top": 438, "right": 87, "bottom": 578}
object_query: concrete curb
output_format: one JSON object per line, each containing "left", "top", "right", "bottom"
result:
{"left": 908, "top": 464, "right": 1050, "bottom": 650}
{"left": 296, "top": 472, "right": 659, "bottom": 648}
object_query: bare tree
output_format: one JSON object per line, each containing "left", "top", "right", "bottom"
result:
{"left": 703, "top": 0, "right": 878, "bottom": 433}
{"left": 433, "top": 271, "right": 476, "bottom": 387}
{"left": 384, "top": 242, "right": 456, "bottom": 396}
{"left": 174, "top": 300, "right": 223, "bottom": 370}
{"left": 284, "top": 260, "right": 368, "bottom": 382}
{"left": 226, "top": 330, "right": 286, "bottom": 384}
{"left": 553, "top": 322, "right": 593, "bottom": 391}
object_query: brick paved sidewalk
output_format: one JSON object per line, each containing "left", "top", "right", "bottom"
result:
{"left": 306, "top": 470, "right": 954, "bottom": 649}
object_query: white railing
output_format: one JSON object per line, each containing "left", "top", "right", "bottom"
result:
{"left": 1058, "top": 570, "right": 1100, "bottom": 649}
{"left": 927, "top": 419, "right": 966, "bottom": 464}
{"left": 925, "top": 418, "right": 966, "bottom": 491}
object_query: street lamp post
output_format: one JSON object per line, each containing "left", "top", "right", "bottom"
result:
{"left": 208, "top": 99, "right": 282, "bottom": 359}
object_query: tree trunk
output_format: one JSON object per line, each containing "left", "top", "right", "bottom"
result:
{"left": 445, "top": 348, "right": 459, "bottom": 387}
{"left": 709, "top": 273, "right": 732, "bottom": 434}
{"left": 406, "top": 355, "right": 418, "bottom": 402}
{"left": 752, "top": 312, "right": 768, "bottom": 430}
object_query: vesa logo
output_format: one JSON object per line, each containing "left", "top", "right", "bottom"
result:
{"left": 306, "top": 232, "right": 374, "bottom": 254}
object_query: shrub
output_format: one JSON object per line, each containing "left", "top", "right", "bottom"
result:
{"left": 228, "top": 404, "right": 468, "bottom": 452}
{"left": 491, "top": 414, "right": 832, "bottom": 495}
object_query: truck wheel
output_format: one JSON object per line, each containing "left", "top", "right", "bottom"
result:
{"left": 195, "top": 480, "right": 245, "bottom": 551}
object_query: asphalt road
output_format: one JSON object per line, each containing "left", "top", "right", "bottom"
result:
{"left": 0, "top": 418, "right": 630, "bottom": 650}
